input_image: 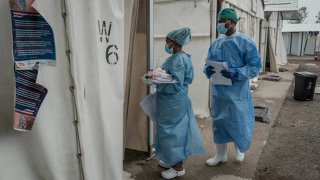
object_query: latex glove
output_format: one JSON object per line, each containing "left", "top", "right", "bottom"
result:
{"left": 220, "top": 69, "right": 238, "bottom": 79}
{"left": 205, "top": 66, "right": 215, "bottom": 79}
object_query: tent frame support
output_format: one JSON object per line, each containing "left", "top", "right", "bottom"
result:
{"left": 147, "top": 0, "right": 155, "bottom": 158}
{"left": 61, "top": 1, "right": 85, "bottom": 179}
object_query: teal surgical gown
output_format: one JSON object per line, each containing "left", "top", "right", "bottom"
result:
{"left": 156, "top": 52, "right": 206, "bottom": 166}
{"left": 207, "top": 32, "right": 262, "bottom": 152}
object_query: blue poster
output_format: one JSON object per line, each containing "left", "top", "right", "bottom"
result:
{"left": 11, "top": 10, "right": 56, "bottom": 69}
{"left": 14, "top": 68, "right": 48, "bottom": 131}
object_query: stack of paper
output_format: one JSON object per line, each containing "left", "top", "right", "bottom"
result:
{"left": 206, "top": 60, "right": 232, "bottom": 86}
{"left": 141, "top": 68, "right": 177, "bottom": 85}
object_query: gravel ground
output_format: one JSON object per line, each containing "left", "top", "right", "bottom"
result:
{"left": 254, "top": 61, "right": 320, "bottom": 180}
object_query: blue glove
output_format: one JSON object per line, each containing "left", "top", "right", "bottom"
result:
{"left": 221, "top": 69, "right": 238, "bottom": 79}
{"left": 205, "top": 66, "right": 215, "bottom": 79}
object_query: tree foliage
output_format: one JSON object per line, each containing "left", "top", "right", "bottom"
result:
{"left": 289, "top": 6, "right": 308, "bottom": 24}
{"left": 316, "top": 11, "right": 320, "bottom": 23}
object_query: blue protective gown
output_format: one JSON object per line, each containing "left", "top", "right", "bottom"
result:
{"left": 206, "top": 32, "right": 262, "bottom": 152}
{"left": 156, "top": 52, "right": 206, "bottom": 166}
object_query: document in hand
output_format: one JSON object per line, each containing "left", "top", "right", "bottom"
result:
{"left": 206, "top": 60, "right": 232, "bottom": 86}
{"left": 140, "top": 93, "right": 157, "bottom": 122}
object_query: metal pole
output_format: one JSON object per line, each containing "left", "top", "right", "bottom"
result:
{"left": 290, "top": 32, "right": 293, "bottom": 55}
{"left": 300, "top": 32, "right": 304, "bottom": 56}
{"left": 208, "top": 0, "right": 217, "bottom": 114}
{"left": 147, "top": 0, "right": 155, "bottom": 158}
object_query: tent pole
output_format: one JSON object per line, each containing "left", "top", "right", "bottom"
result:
{"left": 208, "top": 0, "right": 218, "bottom": 115}
{"left": 290, "top": 32, "right": 293, "bottom": 55}
{"left": 61, "top": 0, "right": 85, "bottom": 179}
{"left": 300, "top": 32, "right": 304, "bottom": 56}
{"left": 147, "top": 0, "right": 155, "bottom": 158}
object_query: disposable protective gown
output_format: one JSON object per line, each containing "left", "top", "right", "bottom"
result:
{"left": 207, "top": 32, "right": 261, "bottom": 152}
{"left": 156, "top": 52, "right": 206, "bottom": 166}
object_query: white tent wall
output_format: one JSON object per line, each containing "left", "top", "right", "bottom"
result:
{"left": 260, "top": 21, "right": 269, "bottom": 72}
{"left": 316, "top": 34, "right": 320, "bottom": 56}
{"left": 154, "top": 0, "right": 211, "bottom": 117}
{"left": 283, "top": 32, "right": 318, "bottom": 56}
{"left": 265, "top": 11, "right": 288, "bottom": 72}
{"left": 292, "top": 32, "right": 302, "bottom": 56}
{"left": 0, "top": 0, "right": 124, "bottom": 179}
{"left": 0, "top": 1, "right": 80, "bottom": 180}
{"left": 283, "top": 32, "right": 291, "bottom": 54}
{"left": 303, "top": 34, "right": 317, "bottom": 55}
{"left": 65, "top": 0, "right": 124, "bottom": 179}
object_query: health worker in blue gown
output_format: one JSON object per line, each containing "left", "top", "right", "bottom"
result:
{"left": 155, "top": 27, "right": 206, "bottom": 179}
{"left": 204, "top": 8, "right": 262, "bottom": 166}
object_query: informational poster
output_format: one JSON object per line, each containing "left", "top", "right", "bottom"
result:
{"left": 10, "top": 0, "right": 56, "bottom": 69}
{"left": 14, "top": 68, "right": 48, "bottom": 131}
{"left": 9, "top": 0, "right": 52, "bottom": 131}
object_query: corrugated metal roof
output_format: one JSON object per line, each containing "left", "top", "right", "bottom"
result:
{"left": 282, "top": 24, "right": 320, "bottom": 32}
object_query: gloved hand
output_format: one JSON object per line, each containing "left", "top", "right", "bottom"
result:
{"left": 220, "top": 69, "right": 238, "bottom": 79}
{"left": 205, "top": 66, "right": 215, "bottom": 79}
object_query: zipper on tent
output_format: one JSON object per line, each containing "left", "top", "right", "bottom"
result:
{"left": 61, "top": 0, "right": 85, "bottom": 179}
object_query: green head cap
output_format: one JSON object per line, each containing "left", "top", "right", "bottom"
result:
{"left": 218, "top": 8, "right": 238, "bottom": 22}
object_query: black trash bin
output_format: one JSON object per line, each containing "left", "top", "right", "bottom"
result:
{"left": 293, "top": 71, "right": 318, "bottom": 101}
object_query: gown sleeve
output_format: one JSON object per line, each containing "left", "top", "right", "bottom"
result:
{"left": 157, "top": 57, "right": 185, "bottom": 94}
{"left": 234, "top": 39, "right": 262, "bottom": 80}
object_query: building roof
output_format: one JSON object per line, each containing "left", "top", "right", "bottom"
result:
{"left": 282, "top": 23, "right": 320, "bottom": 32}
{"left": 264, "top": 0, "right": 298, "bottom": 11}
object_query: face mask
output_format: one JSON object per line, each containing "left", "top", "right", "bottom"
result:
{"left": 165, "top": 44, "right": 173, "bottom": 54}
{"left": 217, "top": 23, "right": 228, "bottom": 34}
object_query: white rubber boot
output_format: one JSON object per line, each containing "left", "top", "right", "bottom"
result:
{"left": 234, "top": 143, "right": 244, "bottom": 162}
{"left": 206, "top": 143, "right": 227, "bottom": 166}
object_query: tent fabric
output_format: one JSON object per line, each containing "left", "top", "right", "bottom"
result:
{"left": 154, "top": 0, "right": 210, "bottom": 37}
{"left": 282, "top": 23, "right": 320, "bottom": 32}
{"left": 223, "top": 0, "right": 265, "bottom": 19}
{"left": 0, "top": 0, "right": 124, "bottom": 180}
{"left": 153, "top": 0, "right": 211, "bottom": 117}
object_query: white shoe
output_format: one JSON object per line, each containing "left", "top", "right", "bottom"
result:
{"left": 159, "top": 160, "right": 170, "bottom": 169}
{"left": 234, "top": 143, "right": 244, "bottom": 162}
{"left": 161, "top": 168, "right": 185, "bottom": 179}
{"left": 206, "top": 155, "right": 227, "bottom": 166}
{"left": 206, "top": 143, "right": 227, "bottom": 166}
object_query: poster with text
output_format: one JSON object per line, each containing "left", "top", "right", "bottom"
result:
{"left": 13, "top": 68, "right": 48, "bottom": 131}
{"left": 10, "top": 0, "right": 56, "bottom": 70}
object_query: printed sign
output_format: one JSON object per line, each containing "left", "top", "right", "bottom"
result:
{"left": 13, "top": 68, "right": 48, "bottom": 131}
{"left": 10, "top": 0, "right": 56, "bottom": 70}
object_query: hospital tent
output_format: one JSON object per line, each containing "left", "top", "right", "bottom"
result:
{"left": 0, "top": 0, "right": 124, "bottom": 179}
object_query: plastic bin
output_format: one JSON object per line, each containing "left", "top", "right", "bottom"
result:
{"left": 293, "top": 71, "right": 318, "bottom": 101}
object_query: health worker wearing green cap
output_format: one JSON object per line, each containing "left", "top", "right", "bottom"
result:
{"left": 204, "top": 8, "right": 262, "bottom": 166}
{"left": 155, "top": 27, "right": 206, "bottom": 179}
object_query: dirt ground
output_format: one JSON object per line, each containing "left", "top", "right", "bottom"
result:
{"left": 253, "top": 60, "right": 320, "bottom": 180}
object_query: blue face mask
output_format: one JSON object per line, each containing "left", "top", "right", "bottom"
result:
{"left": 217, "top": 23, "right": 228, "bottom": 34}
{"left": 165, "top": 44, "right": 173, "bottom": 54}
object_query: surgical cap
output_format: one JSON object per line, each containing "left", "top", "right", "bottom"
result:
{"left": 218, "top": 8, "right": 238, "bottom": 22}
{"left": 166, "top": 27, "right": 192, "bottom": 46}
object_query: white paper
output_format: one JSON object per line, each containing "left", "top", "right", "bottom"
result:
{"left": 140, "top": 93, "right": 157, "bottom": 122}
{"left": 206, "top": 60, "right": 232, "bottom": 86}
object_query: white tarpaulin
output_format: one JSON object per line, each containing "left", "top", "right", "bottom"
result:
{"left": 154, "top": 0, "right": 211, "bottom": 117}
{"left": 0, "top": 0, "right": 124, "bottom": 180}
